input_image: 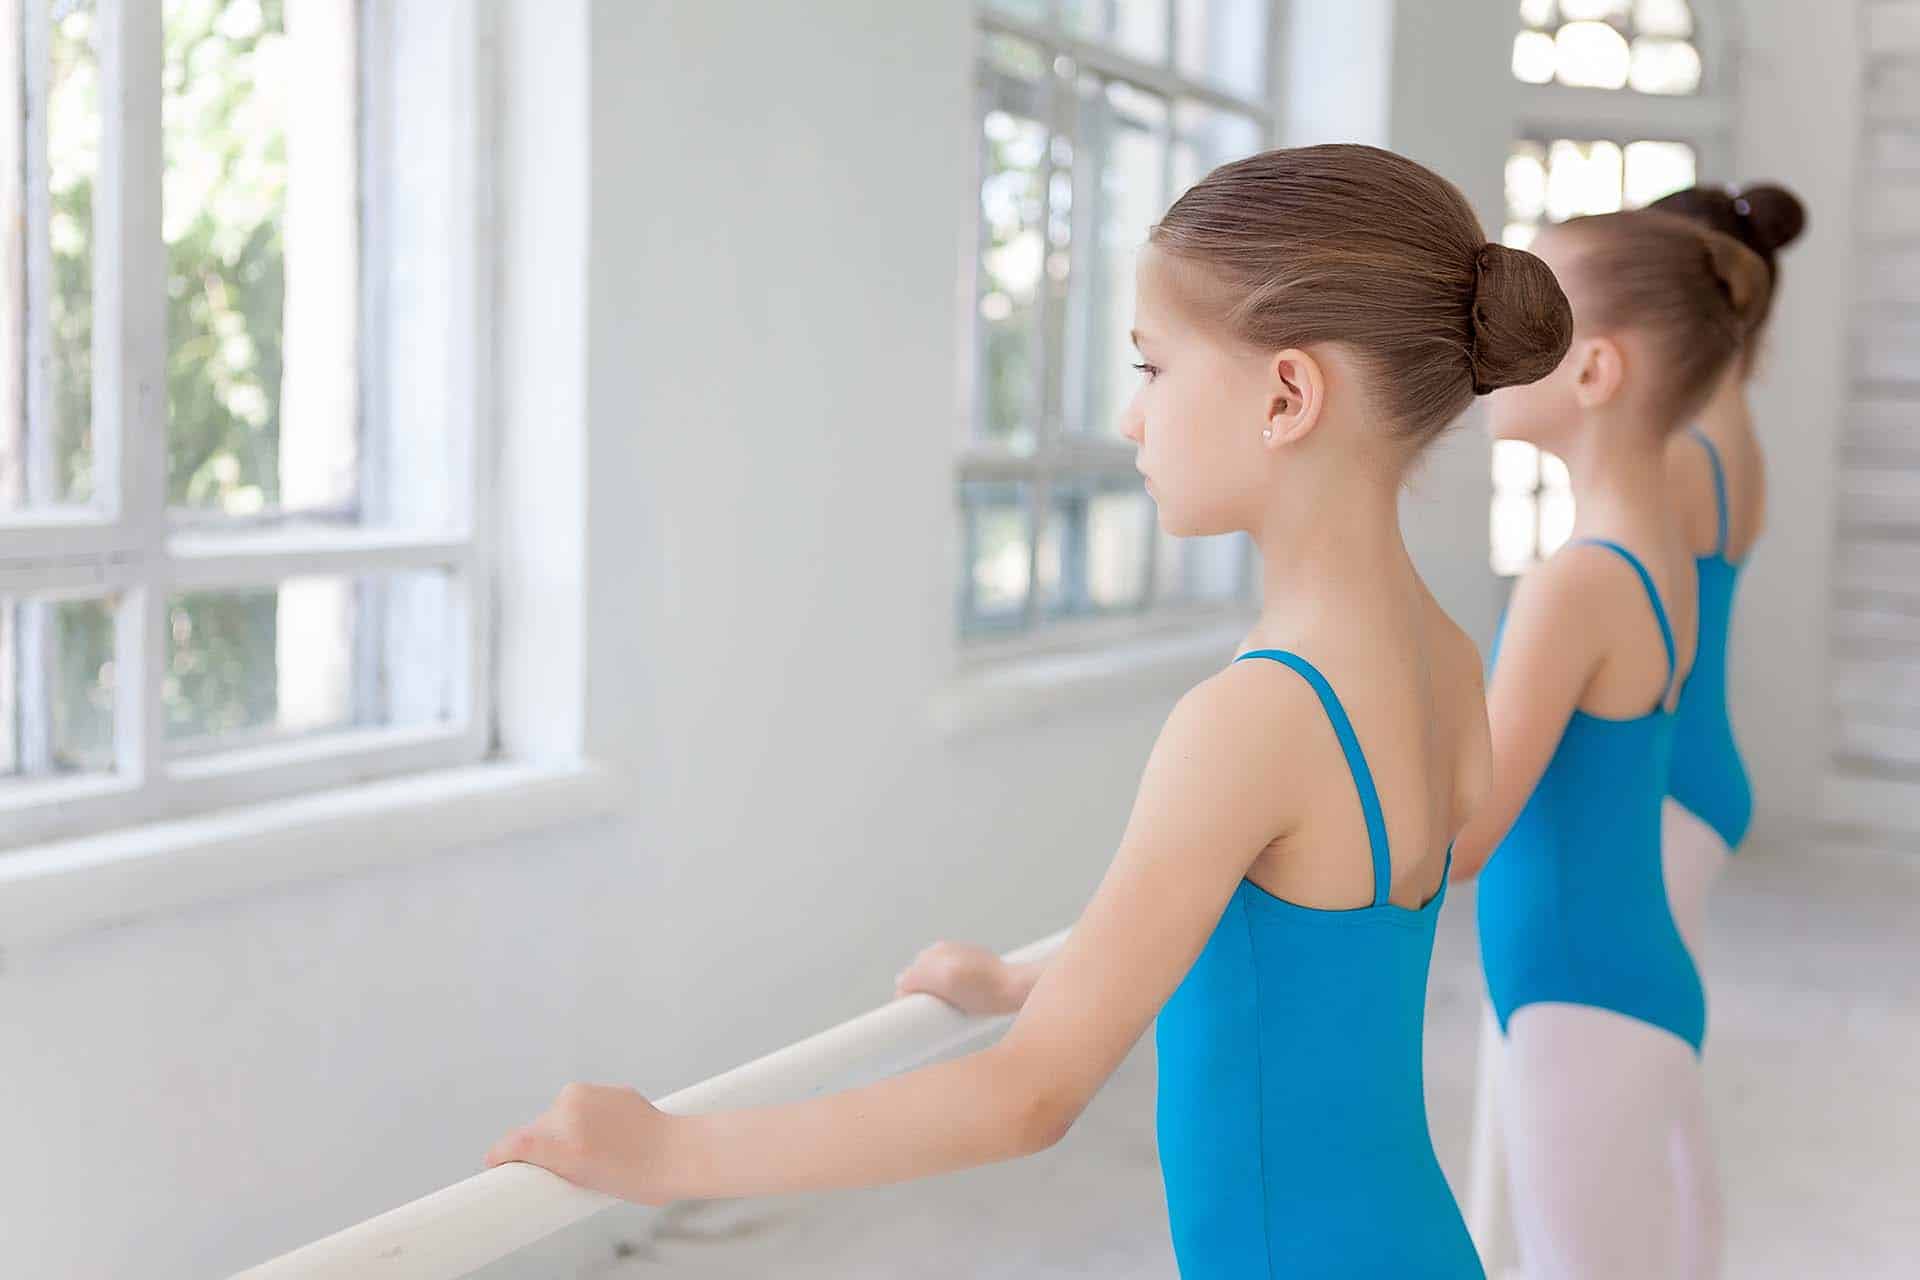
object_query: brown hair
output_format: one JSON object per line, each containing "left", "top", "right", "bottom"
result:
{"left": 1148, "top": 144, "right": 1573, "bottom": 448}
{"left": 1648, "top": 182, "right": 1806, "bottom": 347}
{"left": 1548, "top": 210, "right": 1772, "bottom": 428}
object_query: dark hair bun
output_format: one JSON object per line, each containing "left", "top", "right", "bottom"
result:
{"left": 1701, "top": 228, "right": 1772, "bottom": 338}
{"left": 1469, "top": 243, "right": 1574, "bottom": 394}
{"left": 1737, "top": 184, "right": 1807, "bottom": 257}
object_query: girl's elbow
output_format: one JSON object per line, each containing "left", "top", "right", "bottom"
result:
{"left": 1008, "top": 1083, "right": 1081, "bottom": 1156}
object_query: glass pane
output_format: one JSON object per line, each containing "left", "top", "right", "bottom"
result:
{"left": 1545, "top": 139, "right": 1623, "bottom": 221}
{"left": 1629, "top": 38, "right": 1701, "bottom": 95}
{"left": 1073, "top": 79, "right": 1165, "bottom": 439}
{"left": 1512, "top": 30, "right": 1556, "bottom": 84}
{"left": 1554, "top": 21, "right": 1631, "bottom": 89}
{"left": 1156, "top": 530, "right": 1247, "bottom": 605}
{"left": 1506, "top": 142, "right": 1549, "bottom": 222}
{"left": 1175, "top": 0, "right": 1267, "bottom": 98}
{"left": 1539, "top": 486, "right": 1575, "bottom": 555}
{"left": 1171, "top": 100, "right": 1261, "bottom": 196}
{"left": 1540, "top": 451, "right": 1571, "bottom": 492}
{"left": 1040, "top": 476, "right": 1154, "bottom": 616}
{"left": 1623, "top": 140, "right": 1697, "bottom": 209}
{"left": 1502, "top": 221, "right": 1539, "bottom": 250}
{"left": 958, "top": 481, "right": 1034, "bottom": 635}
{"left": 1490, "top": 496, "right": 1538, "bottom": 576}
{"left": 163, "top": 570, "right": 453, "bottom": 748}
{"left": 1559, "top": 0, "right": 1629, "bottom": 20}
{"left": 1519, "top": 0, "right": 1556, "bottom": 27}
{"left": 0, "top": 592, "right": 115, "bottom": 780}
{"left": 1492, "top": 440, "right": 1543, "bottom": 496}
{"left": 976, "top": 36, "right": 1049, "bottom": 452}
{"left": 1068, "top": 0, "right": 1170, "bottom": 65}
{"left": 983, "top": 0, "right": 1049, "bottom": 21}
{"left": 1633, "top": 0, "right": 1693, "bottom": 38}
{"left": 13, "top": 0, "right": 102, "bottom": 509}
{"left": 164, "top": 0, "right": 360, "bottom": 523}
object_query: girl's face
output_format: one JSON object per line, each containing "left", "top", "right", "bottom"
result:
{"left": 1121, "top": 249, "right": 1277, "bottom": 537}
{"left": 1486, "top": 230, "right": 1585, "bottom": 450}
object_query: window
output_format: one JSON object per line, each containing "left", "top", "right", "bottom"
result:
{"left": 1494, "top": 0, "right": 1722, "bottom": 573}
{"left": 1, "top": 0, "right": 490, "bottom": 849}
{"left": 959, "top": 0, "right": 1276, "bottom": 643}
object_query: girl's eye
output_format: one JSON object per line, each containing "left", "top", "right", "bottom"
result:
{"left": 1132, "top": 361, "right": 1159, "bottom": 381}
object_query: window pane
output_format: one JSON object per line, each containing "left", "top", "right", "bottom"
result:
{"left": 976, "top": 36, "right": 1049, "bottom": 451}
{"left": 1171, "top": 100, "right": 1261, "bottom": 196}
{"left": 164, "top": 570, "right": 453, "bottom": 748}
{"left": 1071, "top": 78, "right": 1165, "bottom": 440}
{"left": 1623, "top": 140, "right": 1696, "bottom": 209}
{"left": 1502, "top": 221, "right": 1539, "bottom": 250}
{"left": 1506, "top": 142, "right": 1549, "bottom": 222}
{"left": 1519, "top": 0, "right": 1556, "bottom": 27}
{"left": 7, "top": 1, "right": 102, "bottom": 510}
{"left": 1492, "top": 439, "right": 1543, "bottom": 496}
{"left": 958, "top": 481, "right": 1034, "bottom": 635}
{"left": 1545, "top": 139, "right": 1623, "bottom": 220}
{"left": 1175, "top": 0, "right": 1267, "bottom": 98}
{"left": 1559, "top": 0, "right": 1629, "bottom": 20}
{"left": 1490, "top": 496, "right": 1538, "bottom": 576}
{"left": 1633, "top": 0, "right": 1693, "bottom": 38}
{"left": 1512, "top": 30, "right": 1555, "bottom": 84}
{"left": 983, "top": 0, "right": 1049, "bottom": 21}
{"left": 1628, "top": 38, "right": 1701, "bottom": 95}
{"left": 1554, "top": 21, "right": 1630, "bottom": 89}
{"left": 1040, "top": 475, "right": 1154, "bottom": 616}
{"left": 1, "top": 592, "right": 115, "bottom": 780}
{"left": 1067, "top": 0, "right": 1170, "bottom": 65}
{"left": 1539, "top": 486, "right": 1575, "bottom": 556}
{"left": 164, "top": 0, "right": 360, "bottom": 523}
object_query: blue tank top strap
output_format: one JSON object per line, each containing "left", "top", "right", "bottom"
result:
{"left": 1689, "top": 427, "right": 1730, "bottom": 556}
{"left": 1571, "top": 538, "right": 1678, "bottom": 701}
{"left": 1233, "top": 650, "right": 1392, "bottom": 907}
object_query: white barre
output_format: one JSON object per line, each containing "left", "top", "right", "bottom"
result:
{"left": 235, "top": 929, "right": 1072, "bottom": 1279}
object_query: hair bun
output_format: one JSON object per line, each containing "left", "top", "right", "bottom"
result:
{"left": 1468, "top": 242, "right": 1574, "bottom": 394}
{"left": 1701, "top": 228, "right": 1772, "bottom": 337}
{"left": 1736, "top": 184, "right": 1807, "bottom": 257}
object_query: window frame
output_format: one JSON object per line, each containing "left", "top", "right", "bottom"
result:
{"left": 1492, "top": 0, "right": 1737, "bottom": 576}
{"left": 0, "top": 0, "right": 496, "bottom": 851}
{"left": 957, "top": 0, "right": 1282, "bottom": 659}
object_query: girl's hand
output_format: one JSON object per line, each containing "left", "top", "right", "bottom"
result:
{"left": 487, "top": 1083, "right": 681, "bottom": 1206}
{"left": 895, "top": 941, "right": 1022, "bottom": 1016}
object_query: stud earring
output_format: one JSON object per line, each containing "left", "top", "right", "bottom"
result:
{"left": 1262, "top": 428, "right": 1274, "bottom": 441}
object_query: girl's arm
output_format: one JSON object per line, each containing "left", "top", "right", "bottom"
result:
{"left": 894, "top": 943, "right": 1047, "bottom": 1016}
{"left": 487, "top": 668, "right": 1301, "bottom": 1205}
{"left": 1450, "top": 555, "right": 1606, "bottom": 880}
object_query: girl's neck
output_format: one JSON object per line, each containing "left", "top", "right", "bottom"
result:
{"left": 1249, "top": 454, "right": 1413, "bottom": 636}
{"left": 1559, "top": 419, "right": 1671, "bottom": 537}
{"left": 1693, "top": 370, "right": 1753, "bottom": 445}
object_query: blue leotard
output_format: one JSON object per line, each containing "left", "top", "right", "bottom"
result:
{"left": 1477, "top": 542, "right": 1707, "bottom": 1054}
{"left": 1156, "top": 651, "right": 1484, "bottom": 1278}
{"left": 1669, "top": 429, "right": 1754, "bottom": 850}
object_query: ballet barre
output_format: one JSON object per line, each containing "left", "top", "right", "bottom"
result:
{"left": 234, "top": 929, "right": 1071, "bottom": 1279}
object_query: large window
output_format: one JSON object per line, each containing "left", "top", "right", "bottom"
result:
{"left": 1, "top": 0, "right": 490, "bottom": 848}
{"left": 1493, "top": 0, "right": 1722, "bottom": 574}
{"left": 959, "top": 0, "right": 1276, "bottom": 644}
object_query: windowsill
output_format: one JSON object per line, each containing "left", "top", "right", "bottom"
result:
{"left": 0, "top": 760, "right": 624, "bottom": 949}
{"left": 933, "top": 617, "right": 1253, "bottom": 739}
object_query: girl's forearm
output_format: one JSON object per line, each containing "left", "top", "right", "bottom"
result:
{"left": 660, "top": 1044, "right": 1064, "bottom": 1201}
{"left": 1001, "top": 958, "right": 1048, "bottom": 1010}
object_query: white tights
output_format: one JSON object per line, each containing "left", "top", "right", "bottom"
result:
{"left": 1498, "top": 1003, "right": 1724, "bottom": 1279}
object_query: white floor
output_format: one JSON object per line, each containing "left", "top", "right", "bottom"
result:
{"left": 603, "top": 836, "right": 1920, "bottom": 1278}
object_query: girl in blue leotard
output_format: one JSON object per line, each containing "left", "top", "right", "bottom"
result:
{"left": 489, "top": 145, "right": 1574, "bottom": 1278}
{"left": 1452, "top": 211, "right": 1771, "bottom": 1279}
{"left": 1647, "top": 184, "right": 1807, "bottom": 962}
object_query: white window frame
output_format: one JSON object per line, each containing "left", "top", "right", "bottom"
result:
{"left": 958, "top": 1, "right": 1283, "bottom": 661}
{"left": 1493, "top": 0, "right": 1738, "bottom": 575}
{"left": 0, "top": 0, "right": 495, "bottom": 851}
